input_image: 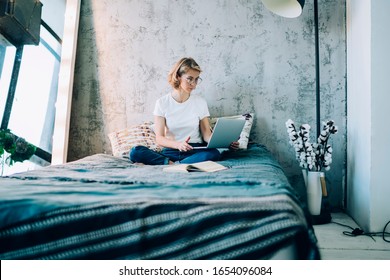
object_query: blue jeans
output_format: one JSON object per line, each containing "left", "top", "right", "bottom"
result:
{"left": 129, "top": 145, "right": 222, "bottom": 165}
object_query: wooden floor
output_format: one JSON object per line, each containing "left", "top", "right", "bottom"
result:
{"left": 313, "top": 212, "right": 390, "bottom": 260}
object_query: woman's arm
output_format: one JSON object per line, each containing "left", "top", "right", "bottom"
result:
{"left": 200, "top": 117, "right": 212, "bottom": 143}
{"left": 154, "top": 116, "right": 193, "bottom": 151}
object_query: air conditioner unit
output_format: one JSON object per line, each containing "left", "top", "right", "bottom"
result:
{"left": 0, "top": 0, "right": 43, "bottom": 47}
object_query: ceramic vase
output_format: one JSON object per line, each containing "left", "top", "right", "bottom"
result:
{"left": 305, "top": 171, "right": 323, "bottom": 216}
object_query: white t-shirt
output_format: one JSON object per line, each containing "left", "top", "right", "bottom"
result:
{"left": 153, "top": 93, "right": 210, "bottom": 143}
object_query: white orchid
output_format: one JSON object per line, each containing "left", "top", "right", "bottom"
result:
{"left": 285, "top": 119, "right": 338, "bottom": 171}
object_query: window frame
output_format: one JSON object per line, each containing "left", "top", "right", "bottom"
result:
{"left": 0, "top": 0, "right": 81, "bottom": 166}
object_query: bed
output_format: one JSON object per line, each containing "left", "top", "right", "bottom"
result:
{"left": 0, "top": 144, "right": 320, "bottom": 260}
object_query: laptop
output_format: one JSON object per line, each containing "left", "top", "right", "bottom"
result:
{"left": 193, "top": 118, "right": 246, "bottom": 149}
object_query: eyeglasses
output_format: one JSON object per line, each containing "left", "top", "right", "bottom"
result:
{"left": 183, "top": 76, "right": 202, "bottom": 85}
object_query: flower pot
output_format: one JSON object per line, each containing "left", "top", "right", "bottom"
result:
{"left": 306, "top": 171, "right": 323, "bottom": 216}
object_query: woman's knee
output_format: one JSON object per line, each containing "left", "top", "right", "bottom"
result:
{"left": 209, "top": 149, "right": 222, "bottom": 161}
{"left": 201, "top": 149, "right": 221, "bottom": 161}
{"left": 129, "top": 145, "right": 148, "bottom": 162}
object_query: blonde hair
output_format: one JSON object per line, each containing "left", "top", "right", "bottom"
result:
{"left": 168, "top": 57, "right": 202, "bottom": 89}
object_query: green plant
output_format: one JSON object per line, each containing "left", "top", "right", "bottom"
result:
{"left": 0, "top": 129, "right": 36, "bottom": 168}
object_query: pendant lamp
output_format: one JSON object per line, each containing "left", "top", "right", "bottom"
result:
{"left": 261, "top": 0, "right": 305, "bottom": 18}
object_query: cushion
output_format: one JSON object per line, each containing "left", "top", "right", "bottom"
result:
{"left": 108, "top": 121, "right": 161, "bottom": 158}
{"left": 209, "top": 113, "right": 254, "bottom": 149}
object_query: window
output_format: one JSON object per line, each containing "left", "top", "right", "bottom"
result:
{"left": 0, "top": 0, "right": 66, "bottom": 175}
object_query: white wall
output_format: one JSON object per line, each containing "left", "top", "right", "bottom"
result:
{"left": 347, "top": 0, "right": 390, "bottom": 232}
{"left": 371, "top": 0, "right": 390, "bottom": 231}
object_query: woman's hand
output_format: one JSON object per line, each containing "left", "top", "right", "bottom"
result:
{"left": 229, "top": 141, "right": 240, "bottom": 151}
{"left": 177, "top": 136, "right": 193, "bottom": 152}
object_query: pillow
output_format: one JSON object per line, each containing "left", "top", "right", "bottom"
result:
{"left": 209, "top": 113, "right": 254, "bottom": 149}
{"left": 108, "top": 121, "right": 161, "bottom": 158}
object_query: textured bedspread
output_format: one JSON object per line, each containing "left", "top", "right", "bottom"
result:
{"left": 0, "top": 144, "right": 319, "bottom": 259}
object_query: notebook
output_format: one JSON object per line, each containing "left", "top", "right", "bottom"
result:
{"left": 193, "top": 118, "right": 246, "bottom": 149}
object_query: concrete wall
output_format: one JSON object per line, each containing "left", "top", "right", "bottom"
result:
{"left": 68, "top": 0, "right": 346, "bottom": 209}
{"left": 347, "top": 0, "right": 390, "bottom": 232}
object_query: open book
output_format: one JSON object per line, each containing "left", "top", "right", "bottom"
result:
{"left": 163, "top": 161, "right": 228, "bottom": 173}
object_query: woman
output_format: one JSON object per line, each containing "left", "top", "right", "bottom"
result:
{"left": 130, "top": 57, "right": 238, "bottom": 165}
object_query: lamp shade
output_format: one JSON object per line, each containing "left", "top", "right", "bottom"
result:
{"left": 261, "top": 0, "right": 305, "bottom": 18}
